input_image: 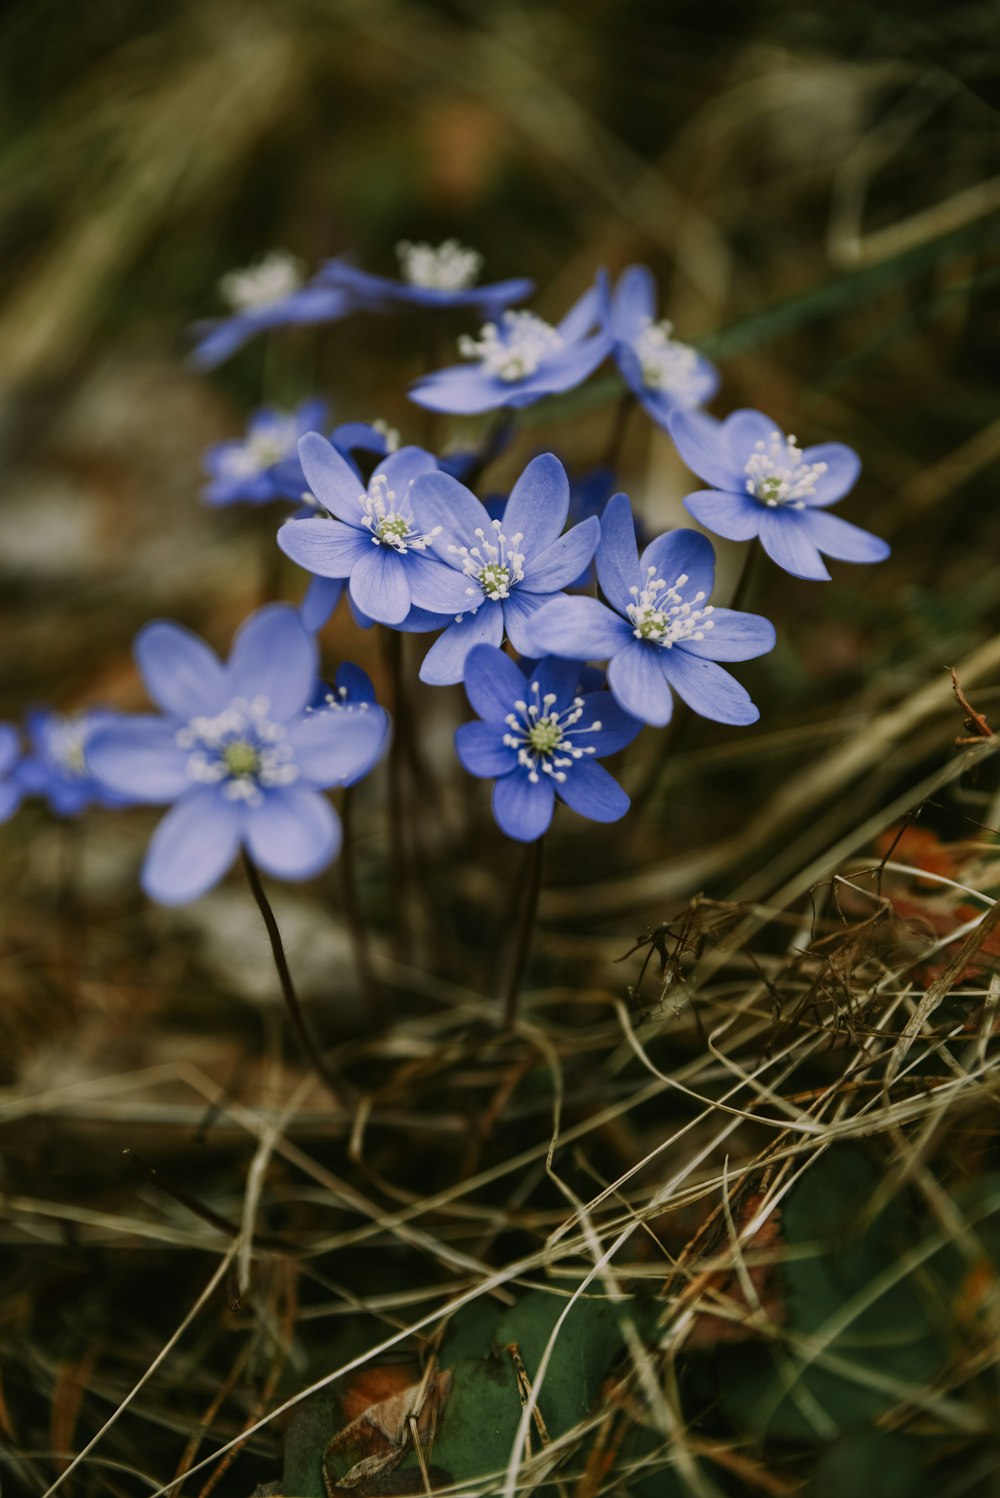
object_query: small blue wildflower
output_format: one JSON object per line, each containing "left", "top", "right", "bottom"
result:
{"left": 277, "top": 437, "right": 470, "bottom": 627}
{"left": 402, "top": 454, "right": 600, "bottom": 685}
{"left": 607, "top": 266, "right": 718, "bottom": 428}
{"left": 18, "top": 708, "right": 131, "bottom": 815}
{"left": 87, "top": 605, "right": 388, "bottom": 905}
{"left": 309, "top": 663, "right": 390, "bottom": 785}
{"left": 190, "top": 251, "right": 353, "bottom": 372}
{"left": 203, "top": 399, "right": 328, "bottom": 507}
{"left": 669, "top": 408, "right": 889, "bottom": 581}
{"left": 456, "top": 646, "right": 640, "bottom": 842}
{"left": 0, "top": 723, "right": 23, "bottom": 824}
{"left": 320, "top": 240, "right": 534, "bottom": 314}
{"left": 409, "top": 275, "right": 612, "bottom": 415}
{"left": 526, "top": 493, "right": 775, "bottom": 728}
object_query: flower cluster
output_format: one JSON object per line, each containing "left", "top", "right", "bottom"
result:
{"left": 0, "top": 239, "right": 891, "bottom": 913}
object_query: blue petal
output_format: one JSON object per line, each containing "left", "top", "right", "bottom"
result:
{"left": 298, "top": 433, "right": 368, "bottom": 524}
{"left": 678, "top": 608, "right": 776, "bottom": 662}
{"left": 801, "top": 443, "right": 862, "bottom": 507}
{"left": 502, "top": 590, "right": 549, "bottom": 657}
{"left": 409, "top": 366, "right": 510, "bottom": 415}
{"left": 374, "top": 445, "right": 438, "bottom": 499}
{"left": 526, "top": 656, "right": 587, "bottom": 709}
{"left": 800, "top": 508, "right": 890, "bottom": 563}
{"left": 408, "top": 471, "right": 491, "bottom": 552}
{"left": 287, "top": 706, "right": 388, "bottom": 788}
{"left": 136, "top": 622, "right": 228, "bottom": 719}
{"left": 596, "top": 492, "right": 641, "bottom": 610}
{"left": 611, "top": 265, "right": 656, "bottom": 339}
{"left": 0, "top": 779, "right": 21, "bottom": 823}
{"left": 556, "top": 760, "right": 629, "bottom": 824}
{"left": 576, "top": 693, "right": 643, "bottom": 754}
{"left": 721, "top": 409, "right": 781, "bottom": 468}
{"left": 682, "top": 490, "right": 762, "bottom": 542}
{"left": 529, "top": 333, "right": 610, "bottom": 395}
{"left": 455, "top": 721, "right": 518, "bottom": 778}
{"left": 300, "top": 576, "right": 345, "bottom": 632}
{"left": 407, "top": 555, "right": 477, "bottom": 615}
{"left": 228, "top": 604, "right": 317, "bottom": 720}
{"left": 244, "top": 786, "right": 341, "bottom": 880}
{"left": 633, "top": 355, "right": 720, "bottom": 430}
{"left": 639, "top": 528, "right": 716, "bottom": 600}
{"left": 667, "top": 410, "right": 742, "bottom": 492}
{"left": 464, "top": 645, "right": 529, "bottom": 722}
{"left": 525, "top": 596, "right": 633, "bottom": 661}
{"left": 334, "top": 662, "right": 376, "bottom": 704}
{"left": 279, "top": 517, "right": 370, "bottom": 578}
{"left": 87, "top": 716, "right": 189, "bottom": 803}
{"left": 607, "top": 641, "right": 674, "bottom": 726}
{"left": 758, "top": 510, "right": 831, "bottom": 580}
{"left": 492, "top": 772, "right": 555, "bottom": 842}
{"left": 188, "top": 317, "right": 254, "bottom": 371}
{"left": 141, "top": 787, "right": 243, "bottom": 905}
{"left": 349, "top": 546, "right": 412, "bottom": 625}
{"left": 420, "top": 608, "right": 504, "bottom": 686}
{"left": 556, "top": 282, "right": 601, "bottom": 341}
{"left": 659, "top": 649, "right": 759, "bottom": 725}
{"left": 521, "top": 517, "right": 600, "bottom": 593}
{"left": 502, "top": 453, "right": 570, "bottom": 549}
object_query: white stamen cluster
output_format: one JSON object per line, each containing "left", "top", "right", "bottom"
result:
{"left": 744, "top": 431, "right": 828, "bottom": 508}
{"left": 219, "top": 250, "right": 304, "bottom": 312}
{"left": 220, "top": 413, "right": 300, "bottom": 478}
{"left": 47, "top": 714, "right": 92, "bottom": 776}
{"left": 459, "top": 311, "right": 563, "bottom": 382}
{"left": 632, "top": 318, "right": 700, "bottom": 399}
{"left": 315, "top": 687, "right": 371, "bottom": 713}
{"left": 449, "top": 519, "right": 526, "bottom": 604}
{"left": 626, "top": 567, "right": 715, "bottom": 648}
{"left": 397, "top": 239, "right": 483, "bottom": 291}
{"left": 359, "top": 475, "right": 442, "bottom": 553}
{"left": 370, "top": 418, "right": 400, "bottom": 453}
{"left": 502, "top": 683, "right": 601, "bottom": 785}
{"left": 176, "top": 695, "right": 298, "bottom": 806}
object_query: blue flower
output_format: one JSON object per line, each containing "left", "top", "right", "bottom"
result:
{"left": 669, "top": 408, "right": 890, "bottom": 581}
{"left": 525, "top": 493, "right": 775, "bottom": 728}
{"left": 320, "top": 240, "right": 534, "bottom": 314}
{"left": 408, "top": 276, "right": 612, "bottom": 415}
{"left": 401, "top": 454, "right": 600, "bottom": 685}
{"left": 456, "top": 646, "right": 640, "bottom": 842}
{"left": 17, "top": 708, "right": 131, "bottom": 815}
{"left": 87, "top": 605, "right": 388, "bottom": 905}
{"left": 309, "top": 663, "right": 390, "bottom": 785}
{"left": 189, "top": 251, "right": 353, "bottom": 372}
{"left": 608, "top": 266, "right": 718, "bottom": 428}
{"left": 0, "top": 723, "right": 23, "bottom": 824}
{"left": 276, "top": 437, "right": 471, "bottom": 627}
{"left": 203, "top": 399, "right": 328, "bottom": 507}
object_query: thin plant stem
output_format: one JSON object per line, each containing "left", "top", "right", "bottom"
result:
{"left": 382, "top": 630, "right": 415, "bottom": 958}
{"left": 241, "top": 851, "right": 344, "bottom": 1107}
{"left": 602, "top": 390, "right": 635, "bottom": 468}
{"left": 500, "top": 836, "right": 545, "bottom": 1030}
{"left": 339, "top": 786, "right": 383, "bottom": 1022}
{"left": 729, "top": 538, "right": 761, "bottom": 614}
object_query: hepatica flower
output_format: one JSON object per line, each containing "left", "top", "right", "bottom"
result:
{"left": 190, "top": 250, "right": 353, "bottom": 371}
{"left": 608, "top": 266, "right": 718, "bottom": 427}
{"left": 527, "top": 494, "right": 775, "bottom": 727}
{"left": 457, "top": 646, "right": 640, "bottom": 842}
{"left": 409, "top": 277, "right": 612, "bottom": 414}
{"left": 203, "top": 399, "right": 327, "bottom": 507}
{"left": 277, "top": 437, "right": 470, "bottom": 626}
{"left": 321, "top": 240, "right": 534, "bottom": 313}
{"left": 87, "top": 605, "right": 388, "bottom": 905}
{"left": 404, "top": 453, "right": 600, "bottom": 684}
{"left": 18, "top": 707, "right": 129, "bottom": 815}
{"left": 669, "top": 408, "right": 890, "bottom": 581}
{"left": 309, "top": 663, "right": 390, "bottom": 784}
{"left": 0, "top": 724, "right": 23, "bottom": 823}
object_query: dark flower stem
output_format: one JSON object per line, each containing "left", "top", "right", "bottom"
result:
{"left": 500, "top": 836, "right": 545, "bottom": 1029}
{"left": 729, "top": 539, "right": 761, "bottom": 615}
{"left": 339, "top": 786, "right": 383, "bottom": 1021}
{"left": 382, "top": 630, "right": 415, "bottom": 958}
{"left": 242, "top": 851, "right": 343, "bottom": 1107}
{"left": 602, "top": 390, "right": 635, "bottom": 468}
